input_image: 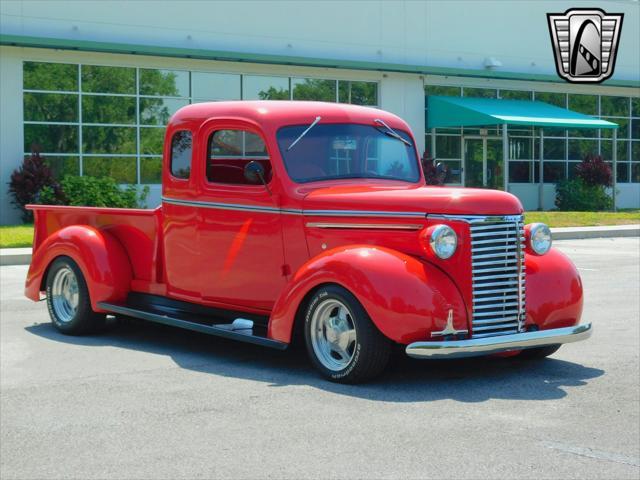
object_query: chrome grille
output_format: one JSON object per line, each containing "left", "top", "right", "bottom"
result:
{"left": 469, "top": 216, "right": 526, "bottom": 338}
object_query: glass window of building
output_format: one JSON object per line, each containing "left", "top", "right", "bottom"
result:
{"left": 243, "top": 75, "right": 290, "bottom": 100}
{"left": 292, "top": 78, "right": 337, "bottom": 102}
{"left": 192, "top": 72, "right": 241, "bottom": 101}
{"left": 338, "top": 81, "right": 378, "bottom": 106}
{"left": 425, "top": 85, "right": 461, "bottom": 97}
{"left": 499, "top": 90, "right": 533, "bottom": 100}
{"left": 462, "top": 87, "right": 497, "bottom": 98}
{"left": 82, "top": 65, "right": 136, "bottom": 94}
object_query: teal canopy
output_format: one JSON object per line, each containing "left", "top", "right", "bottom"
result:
{"left": 428, "top": 96, "right": 619, "bottom": 130}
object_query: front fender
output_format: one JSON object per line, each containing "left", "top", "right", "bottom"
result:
{"left": 525, "top": 247, "right": 583, "bottom": 330}
{"left": 25, "top": 225, "right": 132, "bottom": 312}
{"left": 269, "top": 245, "right": 468, "bottom": 344}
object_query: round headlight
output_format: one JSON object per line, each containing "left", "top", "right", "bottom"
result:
{"left": 429, "top": 224, "right": 458, "bottom": 259}
{"left": 529, "top": 223, "right": 552, "bottom": 255}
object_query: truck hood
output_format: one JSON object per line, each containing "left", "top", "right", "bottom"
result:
{"left": 301, "top": 183, "right": 523, "bottom": 216}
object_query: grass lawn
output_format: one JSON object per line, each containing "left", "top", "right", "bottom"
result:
{"left": 524, "top": 210, "right": 640, "bottom": 228}
{"left": 0, "top": 224, "right": 34, "bottom": 248}
{"left": 0, "top": 211, "right": 639, "bottom": 248}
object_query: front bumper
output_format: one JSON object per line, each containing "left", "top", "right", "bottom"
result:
{"left": 405, "top": 323, "right": 592, "bottom": 359}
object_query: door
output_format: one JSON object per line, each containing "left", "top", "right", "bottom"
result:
{"left": 463, "top": 137, "right": 504, "bottom": 189}
{"left": 464, "top": 139, "right": 484, "bottom": 187}
{"left": 197, "top": 124, "right": 286, "bottom": 312}
{"left": 486, "top": 139, "right": 504, "bottom": 190}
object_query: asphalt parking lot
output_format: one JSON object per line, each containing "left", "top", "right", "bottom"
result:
{"left": 1, "top": 238, "right": 639, "bottom": 479}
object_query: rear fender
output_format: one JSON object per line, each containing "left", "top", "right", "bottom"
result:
{"left": 25, "top": 225, "right": 132, "bottom": 312}
{"left": 268, "top": 245, "right": 468, "bottom": 344}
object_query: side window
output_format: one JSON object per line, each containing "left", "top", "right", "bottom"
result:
{"left": 170, "top": 131, "right": 192, "bottom": 179}
{"left": 207, "top": 129, "right": 272, "bottom": 185}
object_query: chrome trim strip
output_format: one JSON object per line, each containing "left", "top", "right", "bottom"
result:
{"left": 162, "top": 196, "right": 299, "bottom": 214}
{"left": 304, "top": 210, "right": 425, "bottom": 218}
{"left": 162, "top": 196, "right": 426, "bottom": 218}
{"left": 428, "top": 214, "right": 524, "bottom": 223}
{"left": 305, "top": 222, "right": 423, "bottom": 230}
{"left": 515, "top": 216, "right": 525, "bottom": 332}
{"left": 405, "top": 323, "right": 592, "bottom": 359}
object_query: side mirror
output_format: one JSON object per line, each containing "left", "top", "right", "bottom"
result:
{"left": 244, "top": 160, "right": 264, "bottom": 183}
{"left": 244, "top": 161, "right": 272, "bottom": 195}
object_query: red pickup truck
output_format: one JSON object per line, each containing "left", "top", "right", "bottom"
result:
{"left": 25, "top": 101, "right": 591, "bottom": 383}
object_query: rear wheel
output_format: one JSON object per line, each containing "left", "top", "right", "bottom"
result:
{"left": 304, "top": 285, "right": 391, "bottom": 383}
{"left": 518, "top": 345, "right": 561, "bottom": 359}
{"left": 46, "top": 257, "right": 106, "bottom": 335}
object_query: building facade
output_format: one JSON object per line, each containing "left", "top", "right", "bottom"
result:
{"left": 1, "top": 0, "right": 638, "bottom": 224}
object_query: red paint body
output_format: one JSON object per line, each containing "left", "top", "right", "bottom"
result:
{"left": 25, "top": 101, "right": 583, "bottom": 345}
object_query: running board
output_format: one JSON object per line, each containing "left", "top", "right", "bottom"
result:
{"left": 97, "top": 302, "right": 288, "bottom": 350}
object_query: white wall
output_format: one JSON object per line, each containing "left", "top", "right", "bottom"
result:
{"left": 617, "top": 184, "right": 640, "bottom": 209}
{"left": 0, "top": 48, "right": 24, "bottom": 225}
{"left": 1, "top": 0, "right": 638, "bottom": 82}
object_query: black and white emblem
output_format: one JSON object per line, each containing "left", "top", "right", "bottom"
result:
{"left": 547, "top": 8, "right": 623, "bottom": 83}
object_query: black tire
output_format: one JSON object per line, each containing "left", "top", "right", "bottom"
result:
{"left": 518, "top": 344, "right": 561, "bottom": 359}
{"left": 304, "top": 285, "right": 391, "bottom": 384}
{"left": 45, "top": 256, "right": 106, "bottom": 335}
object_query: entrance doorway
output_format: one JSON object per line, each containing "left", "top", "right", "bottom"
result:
{"left": 463, "top": 137, "right": 504, "bottom": 189}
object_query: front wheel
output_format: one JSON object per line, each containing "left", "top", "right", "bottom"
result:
{"left": 45, "top": 256, "right": 106, "bottom": 335}
{"left": 304, "top": 285, "right": 391, "bottom": 383}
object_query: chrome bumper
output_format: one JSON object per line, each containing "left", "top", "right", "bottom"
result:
{"left": 405, "top": 323, "right": 592, "bottom": 359}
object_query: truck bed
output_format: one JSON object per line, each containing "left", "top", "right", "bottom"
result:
{"left": 29, "top": 204, "right": 163, "bottom": 285}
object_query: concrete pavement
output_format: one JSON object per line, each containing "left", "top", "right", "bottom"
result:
{"left": 1, "top": 238, "right": 639, "bottom": 479}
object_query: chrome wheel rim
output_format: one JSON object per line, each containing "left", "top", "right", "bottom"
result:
{"left": 310, "top": 299, "right": 357, "bottom": 371}
{"left": 51, "top": 266, "right": 79, "bottom": 323}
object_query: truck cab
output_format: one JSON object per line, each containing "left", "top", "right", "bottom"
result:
{"left": 25, "top": 101, "right": 591, "bottom": 383}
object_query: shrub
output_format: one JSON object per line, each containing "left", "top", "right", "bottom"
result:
{"left": 59, "top": 175, "right": 149, "bottom": 208}
{"left": 8, "top": 151, "right": 66, "bottom": 222}
{"left": 575, "top": 154, "right": 612, "bottom": 187}
{"left": 555, "top": 178, "right": 613, "bottom": 211}
{"left": 555, "top": 153, "right": 614, "bottom": 211}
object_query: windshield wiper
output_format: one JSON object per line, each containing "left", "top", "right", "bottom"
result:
{"left": 287, "top": 116, "right": 322, "bottom": 151}
{"left": 374, "top": 118, "right": 412, "bottom": 147}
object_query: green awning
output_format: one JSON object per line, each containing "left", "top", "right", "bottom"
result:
{"left": 428, "top": 96, "right": 619, "bottom": 130}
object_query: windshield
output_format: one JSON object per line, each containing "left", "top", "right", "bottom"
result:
{"left": 277, "top": 123, "right": 420, "bottom": 183}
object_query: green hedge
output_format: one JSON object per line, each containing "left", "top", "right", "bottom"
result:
{"left": 40, "top": 175, "right": 149, "bottom": 208}
{"left": 555, "top": 179, "right": 613, "bottom": 211}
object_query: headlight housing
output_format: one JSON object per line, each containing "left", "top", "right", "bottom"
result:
{"left": 428, "top": 224, "right": 458, "bottom": 259}
{"left": 528, "top": 223, "right": 552, "bottom": 255}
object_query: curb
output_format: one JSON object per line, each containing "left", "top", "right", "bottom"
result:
{"left": 0, "top": 248, "right": 33, "bottom": 266}
{"left": 1, "top": 225, "right": 638, "bottom": 266}
{"left": 550, "top": 224, "right": 640, "bottom": 240}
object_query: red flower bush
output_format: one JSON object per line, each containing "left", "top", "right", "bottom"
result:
{"left": 9, "top": 150, "right": 65, "bottom": 222}
{"left": 575, "top": 154, "right": 612, "bottom": 187}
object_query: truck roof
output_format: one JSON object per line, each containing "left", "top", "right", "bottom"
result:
{"left": 170, "top": 100, "right": 410, "bottom": 131}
